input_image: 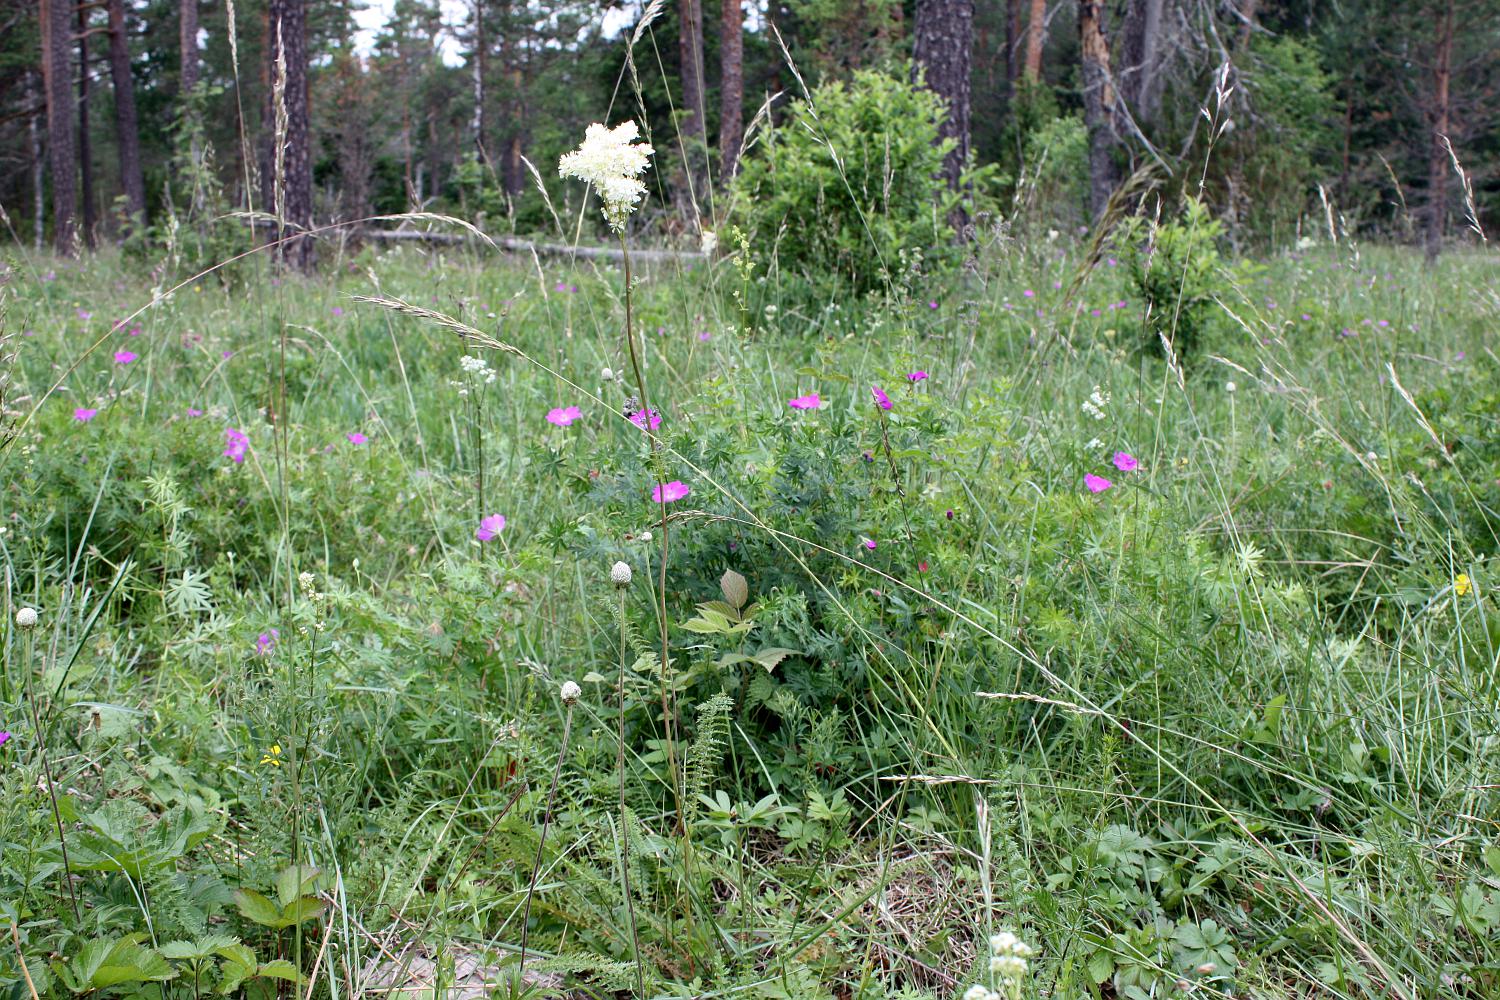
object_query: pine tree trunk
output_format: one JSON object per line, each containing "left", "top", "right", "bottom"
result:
{"left": 1120, "top": 0, "right": 1164, "bottom": 124}
{"left": 268, "top": 0, "right": 314, "bottom": 270}
{"left": 471, "top": 0, "right": 486, "bottom": 155}
{"left": 1425, "top": 0, "right": 1453, "bottom": 260}
{"left": 913, "top": 0, "right": 973, "bottom": 200}
{"left": 106, "top": 0, "right": 147, "bottom": 229}
{"left": 718, "top": 0, "right": 744, "bottom": 182}
{"left": 78, "top": 3, "right": 97, "bottom": 249}
{"left": 29, "top": 70, "right": 46, "bottom": 252}
{"left": 1078, "top": 0, "right": 1119, "bottom": 219}
{"left": 1006, "top": 0, "right": 1022, "bottom": 93}
{"left": 1023, "top": 0, "right": 1046, "bottom": 81}
{"left": 180, "top": 0, "right": 199, "bottom": 95}
{"left": 679, "top": 0, "right": 707, "bottom": 203}
{"left": 40, "top": 0, "right": 77, "bottom": 254}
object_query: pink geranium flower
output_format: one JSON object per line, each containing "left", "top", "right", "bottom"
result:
{"left": 546, "top": 406, "right": 582, "bottom": 426}
{"left": 255, "top": 629, "right": 278, "bottom": 656}
{"left": 863, "top": 539, "right": 877, "bottom": 551}
{"left": 870, "top": 385, "right": 892, "bottom": 410}
{"left": 0, "top": 731, "right": 11, "bottom": 748}
{"left": 1112, "top": 451, "right": 1138, "bottom": 472}
{"left": 788, "top": 393, "right": 821, "bottom": 410}
{"left": 1085, "top": 473, "right": 1113, "bottom": 494}
{"left": 223, "top": 427, "right": 249, "bottom": 463}
{"left": 74, "top": 407, "right": 98, "bottom": 423}
{"left": 628, "top": 408, "right": 662, "bottom": 431}
{"left": 186, "top": 408, "right": 204, "bottom": 417}
{"left": 907, "top": 371, "right": 928, "bottom": 382}
{"left": 346, "top": 431, "right": 368, "bottom": 445}
{"left": 114, "top": 350, "right": 138, "bottom": 364}
{"left": 652, "top": 480, "right": 689, "bottom": 504}
{"left": 475, "top": 514, "right": 507, "bottom": 541}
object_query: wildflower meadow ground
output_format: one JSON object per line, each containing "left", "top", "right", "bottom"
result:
{"left": 1, "top": 228, "right": 1497, "bottom": 1000}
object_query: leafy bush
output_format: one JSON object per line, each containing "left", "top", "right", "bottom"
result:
{"left": 732, "top": 65, "right": 973, "bottom": 293}
{"left": 1113, "top": 198, "right": 1242, "bottom": 360}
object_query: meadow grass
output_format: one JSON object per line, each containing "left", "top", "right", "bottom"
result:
{"left": 1, "top": 235, "right": 1497, "bottom": 1000}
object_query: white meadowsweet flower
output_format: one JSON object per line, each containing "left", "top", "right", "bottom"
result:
{"left": 559, "top": 121, "right": 655, "bottom": 232}
{"left": 962, "top": 986, "right": 992, "bottom": 1000}
{"left": 700, "top": 230, "right": 718, "bottom": 255}
{"left": 15, "top": 607, "right": 38, "bottom": 628}
{"left": 560, "top": 680, "right": 582, "bottom": 705}
{"left": 611, "top": 561, "right": 633, "bottom": 586}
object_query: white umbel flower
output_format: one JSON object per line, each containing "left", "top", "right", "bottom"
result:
{"left": 560, "top": 680, "right": 582, "bottom": 705}
{"left": 15, "top": 607, "right": 38, "bottom": 628}
{"left": 611, "top": 561, "right": 633, "bottom": 586}
{"left": 700, "top": 230, "right": 717, "bottom": 255}
{"left": 559, "top": 121, "right": 655, "bottom": 232}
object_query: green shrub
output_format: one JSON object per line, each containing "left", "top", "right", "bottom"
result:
{"left": 731, "top": 65, "right": 973, "bottom": 294}
{"left": 1113, "top": 198, "right": 1241, "bottom": 360}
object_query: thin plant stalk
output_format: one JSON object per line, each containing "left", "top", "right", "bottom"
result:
{"left": 20, "top": 623, "right": 80, "bottom": 923}
{"left": 617, "top": 589, "right": 645, "bottom": 997}
{"left": 517, "top": 701, "right": 574, "bottom": 990}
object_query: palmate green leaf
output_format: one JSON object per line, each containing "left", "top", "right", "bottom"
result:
{"left": 277, "top": 896, "right": 328, "bottom": 927}
{"left": 232, "top": 889, "right": 283, "bottom": 927}
{"left": 256, "top": 960, "right": 305, "bottom": 984}
{"left": 275, "top": 865, "right": 322, "bottom": 908}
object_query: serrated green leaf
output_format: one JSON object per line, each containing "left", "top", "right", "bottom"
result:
{"left": 232, "top": 889, "right": 282, "bottom": 928}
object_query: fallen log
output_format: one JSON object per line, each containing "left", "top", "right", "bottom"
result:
{"left": 357, "top": 227, "right": 704, "bottom": 267}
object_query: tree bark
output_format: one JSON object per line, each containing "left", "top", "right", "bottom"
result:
{"left": 106, "top": 0, "right": 147, "bottom": 229}
{"left": 1424, "top": 0, "right": 1453, "bottom": 260}
{"left": 40, "top": 0, "right": 77, "bottom": 254}
{"left": 679, "top": 0, "right": 707, "bottom": 200}
{"left": 913, "top": 0, "right": 974, "bottom": 198}
{"left": 718, "top": 0, "right": 744, "bottom": 182}
{"left": 470, "top": 0, "right": 486, "bottom": 155}
{"left": 1023, "top": 0, "right": 1046, "bottom": 81}
{"left": 268, "top": 0, "right": 314, "bottom": 270}
{"left": 29, "top": 70, "right": 46, "bottom": 252}
{"left": 1119, "top": 0, "right": 1164, "bottom": 125}
{"left": 1006, "top": 0, "right": 1022, "bottom": 92}
{"left": 1078, "top": 0, "right": 1119, "bottom": 218}
{"left": 78, "top": 2, "right": 97, "bottom": 249}
{"left": 180, "top": 0, "right": 199, "bottom": 95}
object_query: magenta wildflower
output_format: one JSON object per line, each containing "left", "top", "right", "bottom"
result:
{"left": 788, "top": 393, "right": 822, "bottom": 410}
{"left": 629, "top": 408, "right": 662, "bottom": 431}
{"left": 0, "top": 731, "right": 10, "bottom": 748}
{"left": 255, "top": 629, "right": 279, "bottom": 656}
{"left": 77, "top": 308, "right": 92, "bottom": 320}
{"left": 652, "top": 480, "right": 690, "bottom": 504}
{"left": 1085, "top": 473, "right": 1113, "bottom": 494}
{"left": 331, "top": 306, "right": 344, "bottom": 317}
{"left": 1112, "top": 451, "right": 1138, "bottom": 472}
{"left": 907, "top": 371, "right": 929, "bottom": 382}
{"left": 186, "top": 408, "right": 204, "bottom": 417}
{"left": 346, "top": 431, "right": 368, "bottom": 445}
{"left": 927, "top": 300, "right": 939, "bottom": 309}
{"left": 870, "top": 385, "right": 892, "bottom": 410}
{"left": 1023, "top": 289, "right": 1035, "bottom": 298}
{"left": 114, "top": 350, "right": 138, "bottom": 365}
{"left": 223, "top": 427, "right": 249, "bottom": 464}
{"left": 863, "top": 539, "right": 877, "bottom": 551}
{"left": 546, "top": 406, "right": 583, "bottom": 426}
{"left": 475, "top": 514, "right": 507, "bottom": 541}
{"left": 698, "top": 331, "right": 712, "bottom": 342}
{"left": 74, "top": 407, "right": 98, "bottom": 423}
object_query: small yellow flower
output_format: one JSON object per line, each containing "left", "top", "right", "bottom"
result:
{"left": 1454, "top": 574, "right": 1472, "bottom": 597}
{"left": 260, "top": 744, "right": 283, "bottom": 767}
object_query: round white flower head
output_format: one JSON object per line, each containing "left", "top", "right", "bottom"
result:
{"left": 611, "top": 561, "right": 633, "bottom": 586}
{"left": 559, "top": 121, "right": 655, "bottom": 232}
{"left": 601, "top": 366, "right": 616, "bottom": 382}
{"left": 962, "top": 986, "right": 991, "bottom": 1000}
{"left": 989, "top": 931, "right": 1018, "bottom": 954}
{"left": 560, "top": 680, "right": 582, "bottom": 705}
{"left": 700, "top": 230, "right": 718, "bottom": 256}
{"left": 15, "top": 607, "right": 38, "bottom": 628}
{"left": 1225, "top": 380, "right": 1237, "bottom": 393}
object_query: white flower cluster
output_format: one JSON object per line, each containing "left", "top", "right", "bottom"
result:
{"left": 15, "top": 606, "right": 38, "bottom": 628}
{"left": 1081, "top": 384, "right": 1110, "bottom": 421}
{"left": 558, "top": 121, "right": 655, "bottom": 233}
{"left": 610, "top": 561, "right": 633, "bottom": 586}
{"left": 459, "top": 355, "right": 498, "bottom": 382}
{"left": 962, "top": 929, "right": 1034, "bottom": 1000}
{"left": 560, "top": 680, "right": 581, "bottom": 705}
